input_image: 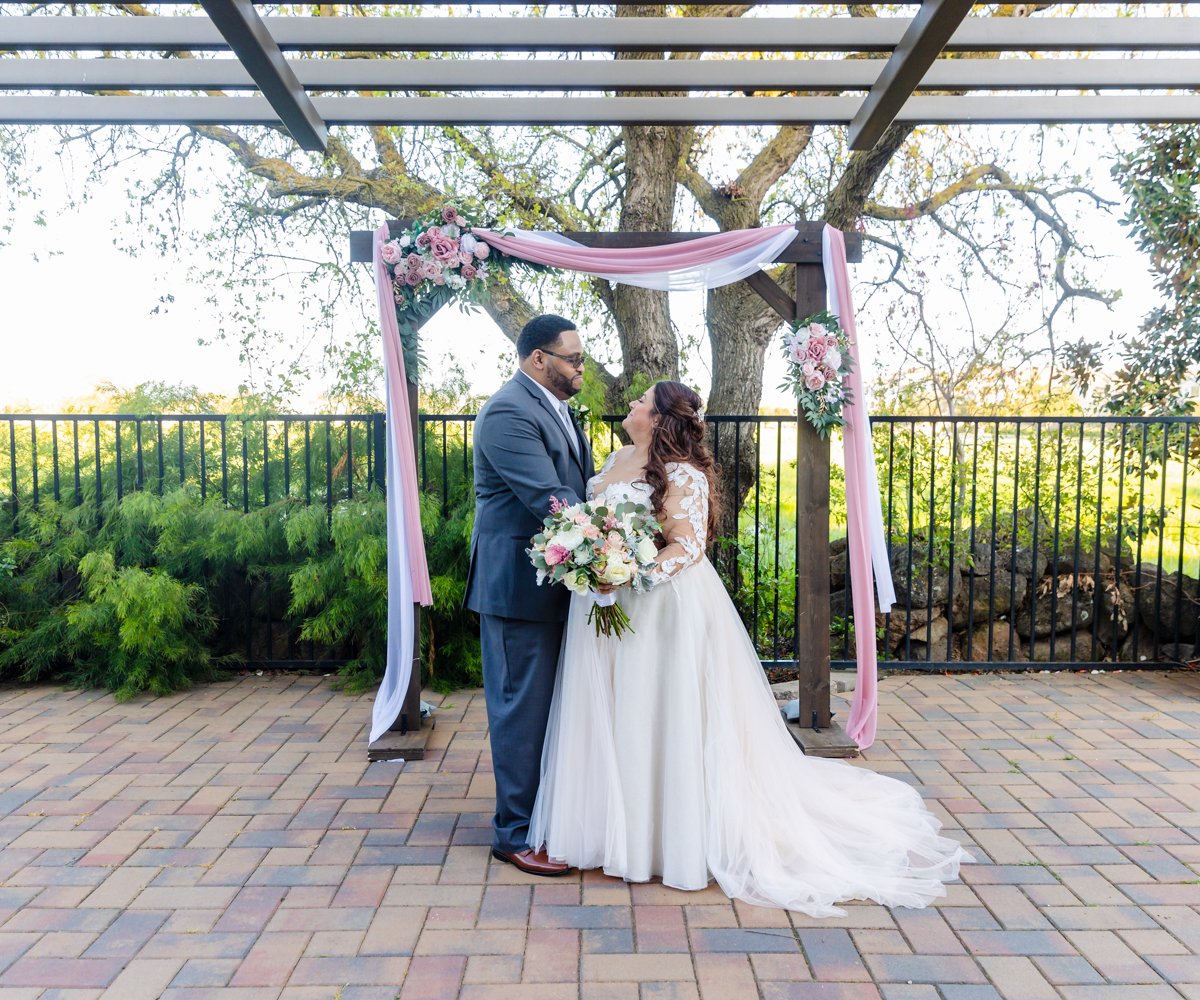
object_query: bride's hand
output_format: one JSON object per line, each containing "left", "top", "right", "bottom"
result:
{"left": 595, "top": 583, "right": 617, "bottom": 594}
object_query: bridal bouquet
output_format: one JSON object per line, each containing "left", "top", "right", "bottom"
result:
{"left": 779, "top": 310, "right": 854, "bottom": 439}
{"left": 528, "top": 496, "right": 662, "bottom": 639}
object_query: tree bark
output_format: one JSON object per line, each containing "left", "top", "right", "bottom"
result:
{"left": 605, "top": 6, "right": 693, "bottom": 408}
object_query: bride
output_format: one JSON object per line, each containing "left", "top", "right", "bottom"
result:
{"left": 528, "top": 380, "right": 970, "bottom": 915}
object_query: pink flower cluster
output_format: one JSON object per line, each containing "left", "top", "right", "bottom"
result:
{"left": 382, "top": 204, "right": 492, "bottom": 308}
{"left": 786, "top": 323, "right": 843, "bottom": 391}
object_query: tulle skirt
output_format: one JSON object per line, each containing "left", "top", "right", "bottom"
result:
{"left": 528, "top": 557, "right": 971, "bottom": 916}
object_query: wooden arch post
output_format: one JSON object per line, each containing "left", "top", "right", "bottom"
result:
{"left": 350, "top": 221, "right": 861, "bottom": 758}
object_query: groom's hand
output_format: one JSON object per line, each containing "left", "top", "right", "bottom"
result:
{"left": 596, "top": 583, "right": 616, "bottom": 595}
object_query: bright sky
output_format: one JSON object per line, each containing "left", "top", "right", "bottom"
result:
{"left": 0, "top": 124, "right": 1161, "bottom": 413}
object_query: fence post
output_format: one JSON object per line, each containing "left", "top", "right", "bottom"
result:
{"left": 372, "top": 412, "right": 387, "bottom": 494}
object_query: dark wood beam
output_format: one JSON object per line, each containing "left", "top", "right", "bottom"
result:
{"left": 849, "top": 0, "right": 974, "bottom": 151}
{"left": 197, "top": 0, "right": 327, "bottom": 152}
{"left": 349, "top": 223, "right": 863, "bottom": 266}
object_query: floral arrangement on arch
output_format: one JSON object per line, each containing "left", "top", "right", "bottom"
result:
{"left": 779, "top": 310, "right": 854, "bottom": 439}
{"left": 379, "top": 203, "right": 507, "bottom": 379}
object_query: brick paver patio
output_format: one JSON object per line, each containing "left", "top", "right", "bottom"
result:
{"left": 0, "top": 669, "right": 1197, "bottom": 999}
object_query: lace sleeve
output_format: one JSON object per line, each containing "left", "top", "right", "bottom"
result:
{"left": 648, "top": 463, "right": 709, "bottom": 584}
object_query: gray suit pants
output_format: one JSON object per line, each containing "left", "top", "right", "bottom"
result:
{"left": 478, "top": 613, "right": 565, "bottom": 854}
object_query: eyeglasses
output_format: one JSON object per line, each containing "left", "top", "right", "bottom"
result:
{"left": 541, "top": 349, "right": 586, "bottom": 370}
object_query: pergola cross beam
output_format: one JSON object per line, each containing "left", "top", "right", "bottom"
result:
{"left": 195, "top": 0, "right": 327, "bottom": 151}
{"left": 849, "top": 0, "right": 974, "bottom": 150}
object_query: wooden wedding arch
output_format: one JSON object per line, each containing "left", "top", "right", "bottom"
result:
{"left": 350, "top": 222, "right": 864, "bottom": 757}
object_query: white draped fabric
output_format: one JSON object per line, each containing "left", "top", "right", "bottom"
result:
{"left": 474, "top": 225, "right": 802, "bottom": 292}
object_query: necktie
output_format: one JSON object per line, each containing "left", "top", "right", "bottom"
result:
{"left": 559, "top": 401, "right": 579, "bottom": 458}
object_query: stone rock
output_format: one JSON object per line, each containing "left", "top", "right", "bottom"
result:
{"left": 885, "top": 604, "right": 936, "bottom": 652}
{"left": 903, "top": 636, "right": 961, "bottom": 663}
{"left": 1029, "top": 632, "right": 1099, "bottom": 663}
{"left": 1156, "top": 642, "right": 1200, "bottom": 664}
{"left": 1014, "top": 574, "right": 1097, "bottom": 639}
{"left": 1132, "top": 564, "right": 1199, "bottom": 641}
{"left": 889, "top": 542, "right": 951, "bottom": 609}
{"left": 1046, "top": 538, "right": 1114, "bottom": 576}
{"left": 951, "top": 569, "right": 1028, "bottom": 629}
{"left": 894, "top": 615, "right": 951, "bottom": 659}
{"left": 1119, "top": 631, "right": 1165, "bottom": 664}
{"left": 830, "top": 548, "right": 848, "bottom": 591}
{"left": 1097, "top": 576, "right": 1135, "bottom": 647}
{"left": 961, "top": 621, "right": 1026, "bottom": 663}
{"left": 972, "top": 507, "right": 1052, "bottom": 581}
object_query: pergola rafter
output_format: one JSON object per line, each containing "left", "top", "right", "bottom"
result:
{"left": 1, "top": 6, "right": 1199, "bottom": 153}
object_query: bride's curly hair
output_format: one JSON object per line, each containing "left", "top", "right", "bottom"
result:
{"left": 643, "top": 380, "right": 720, "bottom": 541}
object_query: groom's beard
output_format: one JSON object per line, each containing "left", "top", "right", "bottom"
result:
{"left": 547, "top": 367, "right": 581, "bottom": 399}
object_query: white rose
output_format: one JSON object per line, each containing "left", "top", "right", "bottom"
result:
{"left": 602, "top": 560, "right": 635, "bottom": 586}
{"left": 563, "top": 570, "right": 590, "bottom": 595}
{"left": 823, "top": 347, "right": 842, "bottom": 370}
{"left": 555, "top": 526, "right": 585, "bottom": 551}
{"left": 460, "top": 233, "right": 478, "bottom": 253}
{"left": 635, "top": 537, "right": 658, "bottom": 564}
{"left": 399, "top": 233, "right": 412, "bottom": 247}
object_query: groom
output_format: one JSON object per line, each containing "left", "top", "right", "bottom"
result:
{"left": 465, "top": 314, "right": 594, "bottom": 877}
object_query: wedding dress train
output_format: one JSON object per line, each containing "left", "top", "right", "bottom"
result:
{"left": 528, "top": 457, "right": 970, "bottom": 915}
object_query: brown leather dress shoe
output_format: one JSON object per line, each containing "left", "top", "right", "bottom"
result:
{"left": 491, "top": 847, "right": 573, "bottom": 877}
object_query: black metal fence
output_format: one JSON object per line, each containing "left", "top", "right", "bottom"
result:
{"left": 2, "top": 413, "right": 384, "bottom": 513}
{"left": 420, "top": 412, "right": 1200, "bottom": 672}
{"left": 4, "top": 411, "right": 1199, "bottom": 672}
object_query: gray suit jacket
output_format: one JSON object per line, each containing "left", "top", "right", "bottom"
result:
{"left": 464, "top": 374, "right": 595, "bottom": 622}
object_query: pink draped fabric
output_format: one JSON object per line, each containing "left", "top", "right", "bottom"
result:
{"left": 823, "top": 226, "right": 882, "bottom": 750}
{"left": 375, "top": 224, "right": 433, "bottom": 607}
{"left": 370, "top": 224, "right": 433, "bottom": 742}
{"left": 472, "top": 224, "right": 796, "bottom": 275}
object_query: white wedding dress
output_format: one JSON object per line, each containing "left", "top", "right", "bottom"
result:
{"left": 528, "top": 454, "right": 970, "bottom": 915}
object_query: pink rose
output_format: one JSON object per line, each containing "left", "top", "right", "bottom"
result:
{"left": 806, "top": 340, "right": 826, "bottom": 362}
{"left": 429, "top": 233, "right": 460, "bottom": 264}
{"left": 427, "top": 225, "right": 442, "bottom": 238}
{"left": 415, "top": 231, "right": 431, "bottom": 249}
{"left": 805, "top": 372, "right": 826, "bottom": 391}
{"left": 405, "top": 253, "right": 422, "bottom": 270}
{"left": 582, "top": 524, "right": 601, "bottom": 540}
{"left": 441, "top": 206, "right": 458, "bottom": 224}
{"left": 606, "top": 531, "right": 623, "bottom": 546}
{"left": 459, "top": 250, "right": 473, "bottom": 265}
{"left": 392, "top": 282, "right": 406, "bottom": 305}
{"left": 381, "top": 241, "right": 402, "bottom": 265}
{"left": 433, "top": 272, "right": 446, "bottom": 286}
{"left": 820, "top": 365, "right": 838, "bottom": 381}
{"left": 473, "top": 243, "right": 491, "bottom": 260}
{"left": 572, "top": 513, "right": 589, "bottom": 525}
{"left": 544, "top": 543, "right": 569, "bottom": 566}
{"left": 789, "top": 344, "right": 806, "bottom": 363}
{"left": 801, "top": 360, "right": 817, "bottom": 377}
{"left": 422, "top": 261, "right": 441, "bottom": 280}
{"left": 455, "top": 215, "right": 467, "bottom": 227}
{"left": 603, "top": 516, "right": 618, "bottom": 531}
{"left": 461, "top": 263, "right": 478, "bottom": 280}
{"left": 404, "top": 270, "right": 422, "bottom": 286}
